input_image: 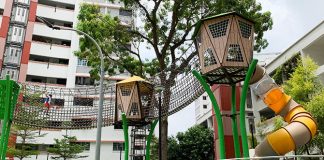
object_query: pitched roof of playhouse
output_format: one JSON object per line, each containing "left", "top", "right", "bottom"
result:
{"left": 192, "top": 11, "right": 254, "bottom": 38}
{"left": 116, "top": 76, "right": 151, "bottom": 84}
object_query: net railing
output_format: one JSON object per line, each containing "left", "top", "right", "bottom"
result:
{"left": 12, "top": 57, "right": 205, "bottom": 129}
{"left": 13, "top": 84, "right": 116, "bottom": 129}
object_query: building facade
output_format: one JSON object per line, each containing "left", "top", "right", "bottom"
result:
{"left": 0, "top": 0, "right": 133, "bottom": 159}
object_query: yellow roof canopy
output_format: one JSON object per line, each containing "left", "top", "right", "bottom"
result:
{"left": 116, "top": 76, "right": 151, "bottom": 84}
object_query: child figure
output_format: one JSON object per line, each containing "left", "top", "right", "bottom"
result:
{"left": 44, "top": 94, "right": 52, "bottom": 115}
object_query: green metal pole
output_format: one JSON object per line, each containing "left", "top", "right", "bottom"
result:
{"left": 231, "top": 85, "right": 241, "bottom": 158}
{"left": 146, "top": 119, "right": 158, "bottom": 160}
{"left": 192, "top": 70, "right": 226, "bottom": 159}
{"left": 2, "top": 121, "right": 11, "bottom": 160}
{"left": 0, "top": 76, "right": 11, "bottom": 160}
{"left": 121, "top": 113, "right": 129, "bottom": 160}
{"left": 239, "top": 59, "right": 258, "bottom": 159}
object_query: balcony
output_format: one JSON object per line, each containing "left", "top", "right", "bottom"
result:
{"left": 36, "top": 4, "right": 74, "bottom": 23}
{"left": 33, "top": 22, "right": 72, "bottom": 40}
{"left": 30, "top": 41, "right": 71, "bottom": 59}
{"left": 46, "top": 0, "right": 76, "bottom": 5}
{"left": 27, "top": 61, "right": 68, "bottom": 79}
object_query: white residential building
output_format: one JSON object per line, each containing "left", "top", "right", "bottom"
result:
{"left": 0, "top": 0, "right": 134, "bottom": 159}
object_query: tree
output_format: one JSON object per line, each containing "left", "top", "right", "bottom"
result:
{"left": 150, "top": 135, "right": 159, "bottom": 160}
{"left": 282, "top": 57, "right": 324, "bottom": 154}
{"left": 76, "top": 1, "right": 273, "bottom": 158}
{"left": 283, "top": 56, "right": 322, "bottom": 105}
{"left": 7, "top": 92, "right": 47, "bottom": 160}
{"left": 47, "top": 135, "right": 87, "bottom": 160}
{"left": 167, "top": 125, "right": 214, "bottom": 160}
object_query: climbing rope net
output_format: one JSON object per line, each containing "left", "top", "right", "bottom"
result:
{"left": 12, "top": 57, "right": 204, "bottom": 129}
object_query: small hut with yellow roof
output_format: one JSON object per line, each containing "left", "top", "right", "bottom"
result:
{"left": 114, "top": 76, "right": 154, "bottom": 126}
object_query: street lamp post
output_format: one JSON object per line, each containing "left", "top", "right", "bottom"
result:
{"left": 155, "top": 85, "right": 164, "bottom": 160}
{"left": 36, "top": 16, "right": 105, "bottom": 160}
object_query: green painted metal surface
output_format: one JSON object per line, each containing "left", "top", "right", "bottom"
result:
{"left": 192, "top": 70, "right": 226, "bottom": 159}
{"left": 231, "top": 85, "right": 241, "bottom": 158}
{"left": 0, "top": 75, "right": 20, "bottom": 160}
{"left": 239, "top": 59, "right": 258, "bottom": 159}
{"left": 121, "top": 113, "right": 129, "bottom": 160}
{"left": 146, "top": 120, "right": 158, "bottom": 160}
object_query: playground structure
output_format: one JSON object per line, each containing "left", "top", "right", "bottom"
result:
{"left": 0, "top": 12, "right": 319, "bottom": 160}
{"left": 192, "top": 12, "right": 318, "bottom": 159}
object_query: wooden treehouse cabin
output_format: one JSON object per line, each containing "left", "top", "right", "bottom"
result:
{"left": 115, "top": 76, "right": 154, "bottom": 126}
{"left": 194, "top": 12, "right": 255, "bottom": 84}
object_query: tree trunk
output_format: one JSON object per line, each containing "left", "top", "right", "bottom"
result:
{"left": 161, "top": 117, "right": 168, "bottom": 160}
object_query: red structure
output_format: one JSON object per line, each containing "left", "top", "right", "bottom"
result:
{"left": 212, "top": 85, "right": 242, "bottom": 159}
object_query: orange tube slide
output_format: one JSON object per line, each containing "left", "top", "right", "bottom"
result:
{"left": 250, "top": 65, "right": 317, "bottom": 157}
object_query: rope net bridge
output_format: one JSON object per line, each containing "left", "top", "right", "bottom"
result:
{"left": 12, "top": 59, "right": 205, "bottom": 130}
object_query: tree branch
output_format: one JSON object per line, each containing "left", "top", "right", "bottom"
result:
{"left": 130, "top": 30, "right": 154, "bottom": 46}
{"left": 160, "top": 1, "right": 181, "bottom": 56}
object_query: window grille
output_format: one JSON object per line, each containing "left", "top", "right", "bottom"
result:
{"left": 77, "top": 59, "right": 88, "bottom": 66}
{"left": 208, "top": 19, "right": 229, "bottom": 38}
{"left": 226, "top": 44, "right": 243, "bottom": 62}
{"left": 204, "top": 48, "right": 217, "bottom": 67}
{"left": 120, "top": 85, "right": 132, "bottom": 96}
{"left": 239, "top": 20, "right": 252, "bottom": 39}
{"left": 129, "top": 102, "right": 139, "bottom": 116}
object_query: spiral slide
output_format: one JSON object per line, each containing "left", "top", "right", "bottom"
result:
{"left": 249, "top": 65, "right": 317, "bottom": 157}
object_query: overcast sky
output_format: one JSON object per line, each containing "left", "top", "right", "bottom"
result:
{"left": 166, "top": 0, "right": 324, "bottom": 136}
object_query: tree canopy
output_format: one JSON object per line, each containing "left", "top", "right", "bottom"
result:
{"left": 167, "top": 125, "right": 214, "bottom": 160}
{"left": 283, "top": 56, "right": 322, "bottom": 105}
{"left": 47, "top": 135, "right": 87, "bottom": 160}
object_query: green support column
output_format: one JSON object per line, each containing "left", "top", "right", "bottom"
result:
{"left": 121, "top": 113, "right": 129, "bottom": 160}
{"left": 0, "top": 76, "right": 15, "bottom": 160}
{"left": 231, "top": 85, "right": 241, "bottom": 158}
{"left": 192, "top": 70, "right": 225, "bottom": 159}
{"left": 239, "top": 59, "right": 258, "bottom": 159}
{"left": 145, "top": 120, "right": 158, "bottom": 160}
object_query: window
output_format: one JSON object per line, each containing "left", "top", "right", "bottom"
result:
{"left": 0, "top": 8, "right": 4, "bottom": 15}
{"left": 119, "top": 9, "right": 132, "bottom": 16}
{"left": 52, "top": 98, "right": 65, "bottom": 106}
{"left": 129, "top": 103, "right": 139, "bottom": 116}
{"left": 226, "top": 44, "right": 243, "bottom": 62}
{"left": 113, "top": 142, "right": 124, "bottom": 151}
{"left": 203, "top": 105, "right": 207, "bottom": 109}
{"left": 14, "top": 28, "right": 17, "bottom": 35}
{"left": 21, "top": 8, "right": 25, "bottom": 16}
{"left": 18, "top": 28, "right": 22, "bottom": 36}
{"left": 10, "top": 49, "right": 14, "bottom": 56}
{"left": 73, "top": 97, "right": 94, "bottom": 106}
{"left": 75, "top": 76, "right": 95, "bottom": 86}
{"left": 208, "top": 19, "right": 229, "bottom": 38}
{"left": 202, "top": 96, "right": 207, "bottom": 100}
{"left": 120, "top": 85, "right": 132, "bottom": 96}
{"left": 1, "top": 68, "right": 19, "bottom": 80}
{"left": 15, "top": 49, "right": 19, "bottom": 57}
{"left": 77, "top": 59, "right": 88, "bottom": 66}
{"left": 17, "top": 8, "right": 21, "bottom": 15}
